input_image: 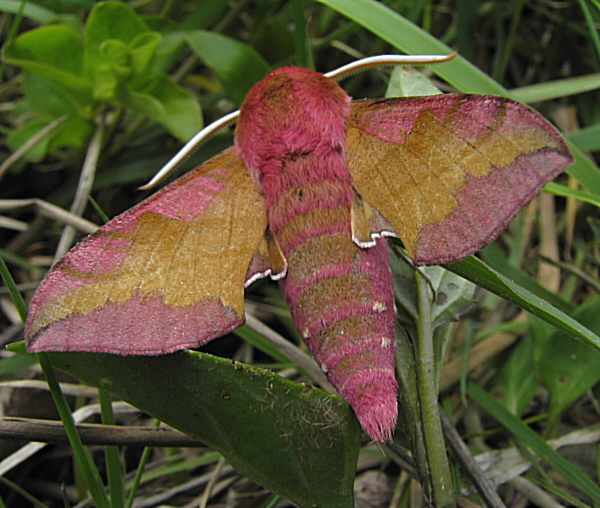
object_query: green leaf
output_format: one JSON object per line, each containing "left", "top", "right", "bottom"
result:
{"left": 95, "top": 31, "right": 162, "bottom": 91}
{"left": 444, "top": 256, "right": 600, "bottom": 352}
{"left": 469, "top": 381, "right": 600, "bottom": 503}
{"left": 2, "top": 25, "right": 92, "bottom": 101}
{"left": 100, "top": 39, "right": 132, "bottom": 80}
{"left": 488, "top": 335, "right": 539, "bottom": 415}
{"left": 36, "top": 348, "right": 360, "bottom": 508}
{"left": 7, "top": 120, "right": 54, "bottom": 161}
{"left": 23, "top": 71, "right": 91, "bottom": 119}
{"left": 0, "top": 0, "right": 59, "bottom": 24}
{"left": 480, "top": 243, "right": 574, "bottom": 315}
{"left": 0, "top": 353, "right": 37, "bottom": 375}
{"left": 128, "top": 75, "right": 202, "bottom": 141}
{"left": 128, "top": 32, "right": 162, "bottom": 76}
{"left": 142, "top": 17, "right": 188, "bottom": 74}
{"left": 567, "top": 123, "right": 600, "bottom": 152}
{"left": 5, "top": 69, "right": 94, "bottom": 160}
{"left": 180, "top": 0, "right": 230, "bottom": 30}
{"left": 388, "top": 66, "right": 443, "bottom": 97}
{"left": 568, "top": 149, "right": 600, "bottom": 196}
{"left": 545, "top": 181, "right": 600, "bottom": 207}
{"left": 535, "top": 296, "right": 600, "bottom": 420}
{"left": 511, "top": 73, "right": 600, "bottom": 103}
{"left": 84, "top": 1, "right": 152, "bottom": 75}
{"left": 186, "top": 30, "right": 269, "bottom": 106}
{"left": 8, "top": 115, "right": 93, "bottom": 161}
{"left": 84, "top": 1, "right": 159, "bottom": 100}
{"left": 48, "top": 117, "right": 94, "bottom": 153}
{"left": 316, "top": 0, "right": 506, "bottom": 94}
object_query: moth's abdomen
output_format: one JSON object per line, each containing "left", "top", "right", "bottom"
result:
{"left": 278, "top": 228, "right": 398, "bottom": 442}
{"left": 236, "top": 65, "right": 397, "bottom": 441}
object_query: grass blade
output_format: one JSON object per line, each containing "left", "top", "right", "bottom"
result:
{"left": 469, "top": 381, "right": 600, "bottom": 503}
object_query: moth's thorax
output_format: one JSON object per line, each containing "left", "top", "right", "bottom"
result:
{"left": 235, "top": 67, "right": 351, "bottom": 202}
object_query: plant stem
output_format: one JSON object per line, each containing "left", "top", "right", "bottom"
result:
{"left": 414, "top": 273, "right": 456, "bottom": 508}
{"left": 38, "top": 354, "right": 110, "bottom": 508}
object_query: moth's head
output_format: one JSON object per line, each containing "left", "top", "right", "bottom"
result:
{"left": 235, "top": 66, "right": 350, "bottom": 185}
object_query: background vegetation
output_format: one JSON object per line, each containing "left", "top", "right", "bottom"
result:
{"left": 1, "top": 0, "right": 600, "bottom": 507}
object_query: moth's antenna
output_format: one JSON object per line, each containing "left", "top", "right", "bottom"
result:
{"left": 144, "top": 54, "right": 455, "bottom": 190}
{"left": 325, "top": 53, "right": 456, "bottom": 82}
{"left": 141, "top": 109, "right": 240, "bottom": 190}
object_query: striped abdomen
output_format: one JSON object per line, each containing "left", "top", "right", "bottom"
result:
{"left": 235, "top": 66, "right": 398, "bottom": 440}
{"left": 271, "top": 162, "right": 398, "bottom": 442}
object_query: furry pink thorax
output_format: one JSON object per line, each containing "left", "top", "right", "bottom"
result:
{"left": 235, "top": 67, "right": 352, "bottom": 206}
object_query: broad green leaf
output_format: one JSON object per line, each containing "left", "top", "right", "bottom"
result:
{"left": 2, "top": 25, "right": 92, "bottom": 100}
{"left": 180, "top": 0, "right": 230, "bottom": 29}
{"left": 535, "top": 296, "right": 600, "bottom": 421}
{"left": 488, "top": 335, "right": 539, "bottom": 415}
{"left": 444, "top": 256, "right": 600, "bottom": 351}
{"left": 23, "top": 71, "right": 91, "bottom": 119}
{"left": 9, "top": 71, "right": 93, "bottom": 159}
{"left": 186, "top": 30, "right": 269, "bottom": 106}
{"left": 100, "top": 39, "right": 132, "bottom": 80}
{"left": 142, "top": 17, "right": 188, "bottom": 75}
{"left": 84, "top": 1, "right": 152, "bottom": 76}
{"left": 128, "top": 75, "right": 202, "bottom": 141}
{"left": 47, "top": 117, "right": 94, "bottom": 153}
{"left": 128, "top": 32, "right": 162, "bottom": 76}
{"left": 29, "top": 346, "right": 360, "bottom": 508}
{"left": 4, "top": 25, "right": 84, "bottom": 78}
{"left": 388, "top": 66, "right": 442, "bottom": 97}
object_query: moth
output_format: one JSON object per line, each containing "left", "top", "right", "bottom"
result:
{"left": 25, "top": 55, "right": 572, "bottom": 442}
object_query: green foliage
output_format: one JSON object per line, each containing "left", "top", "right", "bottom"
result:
{"left": 489, "top": 334, "right": 539, "bottom": 416}
{"left": 20, "top": 344, "right": 360, "bottom": 508}
{"left": 536, "top": 297, "right": 600, "bottom": 425}
{"left": 185, "top": 30, "right": 269, "bottom": 106}
{"left": 2, "top": 1, "right": 202, "bottom": 160}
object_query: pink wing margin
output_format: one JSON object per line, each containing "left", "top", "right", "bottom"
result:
{"left": 26, "top": 147, "right": 268, "bottom": 355}
{"left": 346, "top": 95, "right": 573, "bottom": 265}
